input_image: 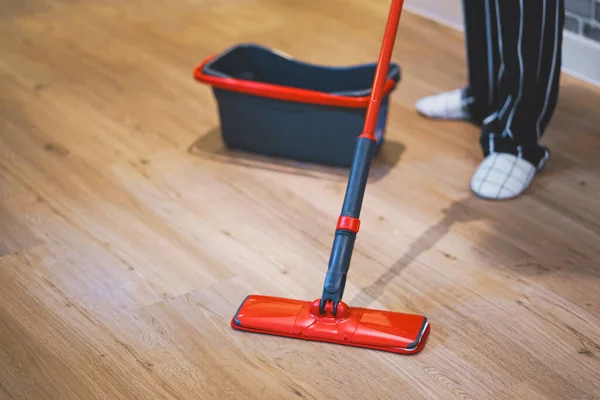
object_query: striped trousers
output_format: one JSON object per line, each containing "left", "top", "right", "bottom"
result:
{"left": 462, "top": 0, "right": 565, "bottom": 165}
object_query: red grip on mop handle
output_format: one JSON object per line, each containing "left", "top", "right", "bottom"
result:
{"left": 336, "top": 216, "right": 360, "bottom": 233}
{"left": 359, "top": 0, "right": 405, "bottom": 142}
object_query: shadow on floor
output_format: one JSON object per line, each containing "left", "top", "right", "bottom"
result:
{"left": 350, "top": 196, "right": 482, "bottom": 308}
{"left": 187, "top": 128, "right": 405, "bottom": 183}
{"left": 351, "top": 179, "right": 600, "bottom": 310}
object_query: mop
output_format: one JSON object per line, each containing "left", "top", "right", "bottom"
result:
{"left": 230, "top": 0, "right": 431, "bottom": 355}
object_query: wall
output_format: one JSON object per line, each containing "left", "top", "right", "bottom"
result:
{"left": 404, "top": 0, "right": 600, "bottom": 87}
{"left": 565, "top": 0, "right": 600, "bottom": 42}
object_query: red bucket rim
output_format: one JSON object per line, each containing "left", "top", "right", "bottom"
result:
{"left": 193, "top": 54, "right": 398, "bottom": 109}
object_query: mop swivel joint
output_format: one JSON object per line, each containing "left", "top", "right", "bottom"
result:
{"left": 320, "top": 287, "right": 345, "bottom": 316}
{"left": 315, "top": 297, "right": 350, "bottom": 319}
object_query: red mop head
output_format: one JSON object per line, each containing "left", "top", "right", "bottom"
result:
{"left": 231, "top": 295, "right": 430, "bottom": 355}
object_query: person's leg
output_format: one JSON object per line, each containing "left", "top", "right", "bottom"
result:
{"left": 471, "top": 0, "right": 564, "bottom": 200}
{"left": 415, "top": 0, "right": 501, "bottom": 124}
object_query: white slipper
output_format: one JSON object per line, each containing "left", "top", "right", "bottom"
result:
{"left": 415, "top": 88, "right": 472, "bottom": 120}
{"left": 470, "top": 151, "right": 549, "bottom": 200}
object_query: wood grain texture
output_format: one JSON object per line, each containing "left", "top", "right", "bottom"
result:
{"left": 1, "top": 0, "right": 599, "bottom": 399}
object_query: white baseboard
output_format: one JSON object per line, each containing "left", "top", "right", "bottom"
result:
{"left": 404, "top": 0, "right": 600, "bottom": 88}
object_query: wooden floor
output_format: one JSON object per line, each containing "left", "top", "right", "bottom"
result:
{"left": 1, "top": 0, "right": 600, "bottom": 399}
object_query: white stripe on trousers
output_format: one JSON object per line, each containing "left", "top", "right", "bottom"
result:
{"left": 503, "top": 0, "right": 525, "bottom": 139}
{"left": 536, "top": 0, "right": 559, "bottom": 140}
{"left": 537, "top": 0, "right": 547, "bottom": 81}
{"left": 495, "top": 0, "right": 505, "bottom": 88}
{"left": 484, "top": 0, "right": 494, "bottom": 105}
{"left": 499, "top": 95, "right": 512, "bottom": 119}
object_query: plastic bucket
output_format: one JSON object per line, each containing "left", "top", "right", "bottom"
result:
{"left": 194, "top": 43, "right": 401, "bottom": 167}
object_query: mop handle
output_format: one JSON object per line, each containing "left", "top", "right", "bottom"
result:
{"left": 320, "top": 0, "right": 405, "bottom": 315}
{"left": 361, "top": 0, "right": 405, "bottom": 140}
